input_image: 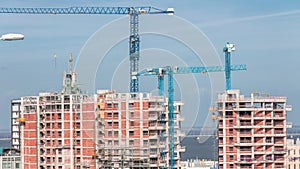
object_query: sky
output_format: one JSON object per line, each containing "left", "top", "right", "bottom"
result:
{"left": 0, "top": 0, "right": 300, "bottom": 131}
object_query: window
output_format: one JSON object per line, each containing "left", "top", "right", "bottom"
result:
{"left": 229, "top": 129, "right": 233, "bottom": 134}
{"left": 113, "top": 122, "right": 118, "bottom": 127}
{"left": 114, "top": 140, "right": 119, "bottom": 145}
{"left": 46, "top": 123, "right": 50, "bottom": 128}
{"left": 76, "top": 140, "right": 80, "bottom": 146}
{"left": 76, "top": 157, "right": 80, "bottom": 163}
{"left": 52, "top": 131, "right": 55, "bottom": 137}
{"left": 114, "top": 131, "right": 118, "bottom": 137}
{"left": 129, "top": 103, "right": 134, "bottom": 108}
{"left": 58, "top": 113, "right": 62, "bottom": 120}
{"left": 130, "top": 121, "right": 134, "bottom": 126}
{"left": 143, "top": 140, "right": 148, "bottom": 146}
{"left": 143, "top": 131, "right": 148, "bottom": 136}
{"left": 76, "top": 122, "right": 80, "bottom": 128}
{"left": 107, "top": 103, "right": 112, "bottom": 108}
{"left": 76, "top": 148, "right": 80, "bottom": 154}
{"left": 47, "top": 149, "right": 51, "bottom": 154}
{"left": 58, "top": 140, "right": 62, "bottom": 145}
{"left": 47, "top": 131, "right": 51, "bottom": 136}
{"left": 107, "top": 122, "right": 112, "bottom": 127}
{"left": 107, "top": 112, "right": 112, "bottom": 117}
{"left": 46, "top": 113, "right": 50, "bottom": 120}
{"left": 64, "top": 104, "right": 70, "bottom": 109}
{"left": 58, "top": 157, "right": 62, "bottom": 163}
{"left": 129, "top": 131, "right": 134, "bottom": 136}
{"left": 76, "top": 113, "right": 80, "bottom": 120}
{"left": 47, "top": 157, "right": 51, "bottom": 163}
{"left": 108, "top": 131, "right": 112, "bottom": 136}
{"left": 130, "top": 112, "right": 134, "bottom": 118}
{"left": 46, "top": 140, "right": 50, "bottom": 145}
{"left": 113, "top": 103, "right": 118, "bottom": 108}
{"left": 129, "top": 140, "right": 134, "bottom": 145}
{"left": 76, "top": 131, "right": 80, "bottom": 137}
{"left": 58, "top": 131, "right": 62, "bottom": 137}
{"left": 230, "top": 155, "right": 234, "bottom": 160}
{"left": 229, "top": 147, "right": 233, "bottom": 152}
{"left": 113, "top": 112, "right": 118, "bottom": 117}
{"left": 58, "top": 149, "right": 62, "bottom": 154}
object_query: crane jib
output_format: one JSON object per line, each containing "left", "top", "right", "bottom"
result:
{"left": 0, "top": 7, "right": 173, "bottom": 15}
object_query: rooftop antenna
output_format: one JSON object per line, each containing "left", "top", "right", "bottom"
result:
{"left": 69, "top": 53, "right": 73, "bottom": 74}
{"left": 54, "top": 53, "right": 57, "bottom": 69}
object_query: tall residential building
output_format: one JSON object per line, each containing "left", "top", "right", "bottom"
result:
{"left": 11, "top": 99, "right": 21, "bottom": 150}
{"left": 287, "top": 137, "right": 300, "bottom": 169}
{"left": 17, "top": 55, "right": 97, "bottom": 169}
{"left": 95, "top": 90, "right": 185, "bottom": 168}
{"left": 217, "top": 90, "right": 292, "bottom": 169}
{"left": 0, "top": 148, "right": 21, "bottom": 169}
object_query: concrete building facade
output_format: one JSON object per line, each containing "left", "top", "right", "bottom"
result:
{"left": 17, "top": 55, "right": 97, "bottom": 169}
{"left": 217, "top": 90, "right": 291, "bottom": 169}
{"left": 95, "top": 90, "right": 185, "bottom": 168}
{"left": 287, "top": 137, "right": 300, "bottom": 169}
{"left": 0, "top": 148, "right": 20, "bottom": 169}
{"left": 15, "top": 55, "right": 185, "bottom": 168}
{"left": 11, "top": 100, "right": 21, "bottom": 150}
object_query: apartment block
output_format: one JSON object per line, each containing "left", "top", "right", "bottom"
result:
{"left": 287, "top": 137, "right": 300, "bottom": 169}
{"left": 17, "top": 55, "right": 98, "bottom": 169}
{"left": 95, "top": 90, "right": 185, "bottom": 168}
{"left": 14, "top": 55, "right": 185, "bottom": 169}
{"left": 217, "top": 90, "right": 291, "bottom": 169}
{"left": 0, "top": 148, "right": 20, "bottom": 169}
{"left": 11, "top": 99, "right": 21, "bottom": 150}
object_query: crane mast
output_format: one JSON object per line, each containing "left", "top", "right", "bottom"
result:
{"left": 129, "top": 12, "right": 140, "bottom": 92}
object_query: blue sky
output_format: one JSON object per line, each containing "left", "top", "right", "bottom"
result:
{"left": 0, "top": 0, "right": 300, "bottom": 130}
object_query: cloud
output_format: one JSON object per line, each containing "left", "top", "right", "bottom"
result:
{"left": 200, "top": 9, "right": 300, "bottom": 28}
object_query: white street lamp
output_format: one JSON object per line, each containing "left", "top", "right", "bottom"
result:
{"left": 0, "top": 33, "right": 24, "bottom": 41}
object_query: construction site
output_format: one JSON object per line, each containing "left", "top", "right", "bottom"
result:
{"left": 0, "top": 3, "right": 296, "bottom": 169}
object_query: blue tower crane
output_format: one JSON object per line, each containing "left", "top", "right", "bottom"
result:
{"left": 0, "top": 6, "right": 174, "bottom": 92}
{"left": 137, "top": 64, "right": 246, "bottom": 168}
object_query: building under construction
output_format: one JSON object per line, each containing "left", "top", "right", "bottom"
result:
{"left": 12, "top": 55, "right": 185, "bottom": 169}
{"left": 16, "top": 56, "right": 96, "bottom": 169}
{"left": 95, "top": 90, "right": 185, "bottom": 168}
{"left": 217, "top": 90, "right": 292, "bottom": 169}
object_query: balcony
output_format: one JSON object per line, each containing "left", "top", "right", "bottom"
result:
{"left": 149, "top": 134, "right": 159, "bottom": 139}
{"left": 149, "top": 124, "right": 165, "bottom": 130}
{"left": 254, "top": 149, "right": 265, "bottom": 154}
{"left": 235, "top": 159, "right": 254, "bottom": 164}
{"left": 274, "top": 141, "right": 284, "bottom": 146}
{"left": 148, "top": 105, "right": 165, "bottom": 111}
{"left": 234, "top": 140, "right": 252, "bottom": 146}
{"left": 178, "top": 146, "right": 186, "bottom": 152}
{"left": 148, "top": 115, "right": 158, "bottom": 121}
{"left": 274, "top": 149, "right": 286, "bottom": 154}
{"left": 234, "top": 122, "right": 252, "bottom": 128}
{"left": 239, "top": 115, "right": 252, "bottom": 119}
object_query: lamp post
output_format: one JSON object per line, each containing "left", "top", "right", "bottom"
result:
{"left": 0, "top": 33, "right": 24, "bottom": 41}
